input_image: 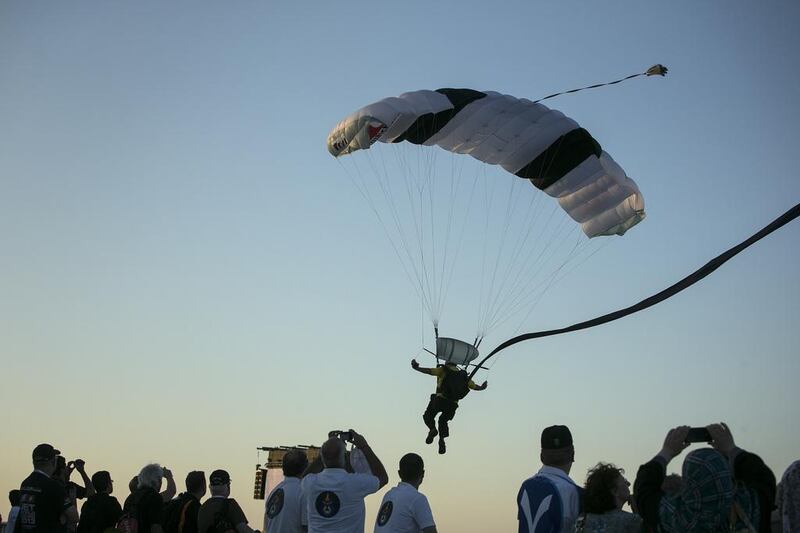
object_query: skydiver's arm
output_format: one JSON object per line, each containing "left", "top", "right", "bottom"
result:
{"left": 469, "top": 380, "right": 488, "bottom": 391}
{"left": 411, "top": 359, "right": 438, "bottom": 375}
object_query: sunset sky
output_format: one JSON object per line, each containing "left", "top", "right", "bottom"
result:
{"left": 2, "top": 2, "right": 799, "bottom": 531}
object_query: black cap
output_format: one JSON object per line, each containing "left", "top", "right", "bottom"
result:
{"left": 32, "top": 444, "right": 60, "bottom": 461}
{"left": 209, "top": 470, "right": 230, "bottom": 486}
{"left": 541, "top": 425, "right": 573, "bottom": 450}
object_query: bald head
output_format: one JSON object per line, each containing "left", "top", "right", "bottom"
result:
{"left": 321, "top": 438, "right": 346, "bottom": 469}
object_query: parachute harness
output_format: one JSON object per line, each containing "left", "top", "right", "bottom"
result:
{"left": 533, "top": 64, "right": 668, "bottom": 104}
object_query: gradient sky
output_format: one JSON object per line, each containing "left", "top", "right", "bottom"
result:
{"left": 1, "top": 2, "right": 798, "bottom": 531}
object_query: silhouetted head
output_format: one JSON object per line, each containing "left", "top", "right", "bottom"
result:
{"left": 92, "top": 471, "right": 113, "bottom": 494}
{"left": 283, "top": 450, "right": 309, "bottom": 478}
{"left": 540, "top": 425, "right": 575, "bottom": 474}
{"left": 583, "top": 463, "right": 630, "bottom": 512}
{"left": 185, "top": 471, "right": 206, "bottom": 498}
{"left": 398, "top": 453, "right": 425, "bottom": 488}
{"left": 9, "top": 490, "right": 21, "bottom": 507}
{"left": 137, "top": 464, "right": 164, "bottom": 492}
{"left": 31, "top": 444, "right": 59, "bottom": 476}
{"left": 208, "top": 469, "right": 231, "bottom": 498}
{"left": 321, "top": 438, "right": 346, "bottom": 469}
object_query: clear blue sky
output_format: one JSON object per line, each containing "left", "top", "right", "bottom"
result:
{"left": 1, "top": 2, "right": 798, "bottom": 531}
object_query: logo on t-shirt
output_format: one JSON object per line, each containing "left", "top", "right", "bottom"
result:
{"left": 266, "top": 488, "right": 284, "bottom": 518}
{"left": 376, "top": 500, "right": 393, "bottom": 526}
{"left": 315, "top": 491, "right": 340, "bottom": 518}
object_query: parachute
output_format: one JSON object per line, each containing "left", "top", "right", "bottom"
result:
{"left": 328, "top": 85, "right": 651, "bottom": 349}
{"left": 327, "top": 89, "right": 645, "bottom": 238}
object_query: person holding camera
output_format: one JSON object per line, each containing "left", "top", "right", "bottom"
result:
{"left": 410, "top": 359, "right": 487, "bottom": 455}
{"left": 633, "top": 423, "right": 776, "bottom": 532}
{"left": 302, "top": 430, "right": 388, "bottom": 533}
{"left": 17, "top": 443, "right": 79, "bottom": 532}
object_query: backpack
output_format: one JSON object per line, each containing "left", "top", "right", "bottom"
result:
{"left": 440, "top": 368, "right": 470, "bottom": 400}
{"left": 163, "top": 494, "right": 195, "bottom": 533}
{"left": 115, "top": 510, "right": 138, "bottom": 533}
{"left": 208, "top": 498, "right": 236, "bottom": 533}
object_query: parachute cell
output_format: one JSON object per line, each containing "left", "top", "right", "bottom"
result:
{"left": 327, "top": 89, "right": 645, "bottom": 238}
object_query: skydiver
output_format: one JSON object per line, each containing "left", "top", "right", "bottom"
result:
{"left": 411, "top": 359, "right": 487, "bottom": 454}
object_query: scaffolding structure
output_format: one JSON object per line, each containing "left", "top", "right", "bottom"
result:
{"left": 253, "top": 445, "right": 320, "bottom": 500}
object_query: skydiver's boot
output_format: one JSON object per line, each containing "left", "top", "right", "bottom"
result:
{"left": 425, "top": 427, "right": 438, "bottom": 445}
{"left": 438, "top": 438, "right": 446, "bottom": 455}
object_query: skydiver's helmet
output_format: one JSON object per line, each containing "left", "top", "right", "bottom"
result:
{"left": 435, "top": 337, "right": 479, "bottom": 367}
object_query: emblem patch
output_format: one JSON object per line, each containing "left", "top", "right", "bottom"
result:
{"left": 376, "top": 500, "right": 393, "bottom": 526}
{"left": 266, "top": 488, "right": 284, "bottom": 518}
{"left": 315, "top": 491, "right": 341, "bottom": 518}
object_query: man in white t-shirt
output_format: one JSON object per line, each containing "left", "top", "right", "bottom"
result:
{"left": 373, "top": 453, "right": 436, "bottom": 533}
{"left": 265, "top": 449, "right": 309, "bottom": 533}
{"left": 301, "top": 430, "right": 388, "bottom": 533}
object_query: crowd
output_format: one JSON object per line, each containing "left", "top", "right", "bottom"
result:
{"left": 1, "top": 423, "right": 798, "bottom": 533}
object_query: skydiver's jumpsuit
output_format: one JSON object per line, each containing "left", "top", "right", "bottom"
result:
{"left": 422, "top": 365, "right": 481, "bottom": 440}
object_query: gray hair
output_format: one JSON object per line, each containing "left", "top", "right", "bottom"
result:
{"left": 137, "top": 463, "right": 163, "bottom": 490}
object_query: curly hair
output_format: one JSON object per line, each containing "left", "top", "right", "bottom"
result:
{"left": 583, "top": 462, "right": 625, "bottom": 514}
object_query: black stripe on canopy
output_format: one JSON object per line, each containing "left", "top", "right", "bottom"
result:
{"left": 515, "top": 128, "right": 602, "bottom": 190}
{"left": 392, "top": 88, "right": 486, "bottom": 145}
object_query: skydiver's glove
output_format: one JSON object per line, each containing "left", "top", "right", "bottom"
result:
{"left": 411, "top": 359, "right": 419, "bottom": 370}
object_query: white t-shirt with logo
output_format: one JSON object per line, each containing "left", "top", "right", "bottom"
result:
{"left": 301, "top": 468, "right": 380, "bottom": 533}
{"left": 264, "top": 477, "right": 306, "bottom": 533}
{"left": 373, "top": 482, "right": 435, "bottom": 533}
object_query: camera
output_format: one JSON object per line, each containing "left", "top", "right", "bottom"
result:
{"left": 329, "top": 430, "right": 354, "bottom": 442}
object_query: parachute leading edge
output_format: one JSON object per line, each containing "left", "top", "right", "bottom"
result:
{"left": 327, "top": 88, "right": 645, "bottom": 238}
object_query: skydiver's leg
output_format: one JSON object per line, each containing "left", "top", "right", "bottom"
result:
{"left": 422, "top": 394, "right": 439, "bottom": 444}
{"left": 437, "top": 401, "right": 458, "bottom": 454}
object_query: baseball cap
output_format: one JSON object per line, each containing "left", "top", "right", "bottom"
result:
{"left": 541, "top": 425, "right": 573, "bottom": 450}
{"left": 209, "top": 470, "right": 230, "bottom": 486}
{"left": 32, "top": 443, "right": 60, "bottom": 461}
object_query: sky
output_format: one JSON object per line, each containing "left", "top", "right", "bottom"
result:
{"left": 1, "top": 1, "right": 799, "bottom": 531}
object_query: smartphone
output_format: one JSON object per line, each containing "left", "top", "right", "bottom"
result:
{"left": 684, "top": 427, "right": 712, "bottom": 444}
{"left": 328, "top": 430, "right": 353, "bottom": 442}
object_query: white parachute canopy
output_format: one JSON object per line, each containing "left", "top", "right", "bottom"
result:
{"left": 328, "top": 88, "right": 647, "bottom": 340}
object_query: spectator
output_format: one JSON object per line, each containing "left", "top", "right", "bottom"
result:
{"left": 410, "top": 359, "right": 487, "bottom": 454}
{"left": 128, "top": 468, "right": 177, "bottom": 503}
{"left": 6, "top": 490, "right": 21, "bottom": 533}
{"left": 633, "top": 423, "right": 776, "bottom": 532}
{"left": 575, "top": 463, "right": 641, "bottom": 533}
{"left": 122, "top": 464, "right": 169, "bottom": 533}
{"left": 197, "top": 469, "right": 259, "bottom": 533}
{"left": 775, "top": 460, "right": 800, "bottom": 532}
{"left": 517, "top": 425, "right": 582, "bottom": 533}
{"left": 52, "top": 456, "right": 94, "bottom": 531}
{"left": 17, "top": 443, "right": 78, "bottom": 532}
{"left": 163, "top": 471, "right": 206, "bottom": 533}
{"left": 373, "top": 453, "right": 436, "bottom": 533}
{"left": 76, "top": 471, "right": 122, "bottom": 533}
{"left": 302, "top": 431, "right": 388, "bottom": 533}
{"left": 264, "top": 450, "right": 308, "bottom": 533}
